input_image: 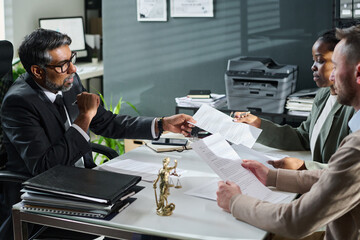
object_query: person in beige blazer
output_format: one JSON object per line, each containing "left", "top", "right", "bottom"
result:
{"left": 234, "top": 30, "right": 354, "bottom": 170}
{"left": 217, "top": 25, "right": 360, "bottom": 240}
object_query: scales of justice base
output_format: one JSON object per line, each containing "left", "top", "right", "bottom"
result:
{"left": 153, "top": 157, "right": 181, "bottom": 216}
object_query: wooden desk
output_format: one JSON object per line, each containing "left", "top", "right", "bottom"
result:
{"left": 12, "top": 144, "right": 311, "bottom": 240}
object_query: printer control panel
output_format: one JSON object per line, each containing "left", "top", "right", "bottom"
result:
{"left": 226, "top": 70, "right": 290, "bottom": 79}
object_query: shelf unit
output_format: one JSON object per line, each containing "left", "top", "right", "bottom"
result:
{"left": 333, "top": 0, "right": 360, "bottom": 27}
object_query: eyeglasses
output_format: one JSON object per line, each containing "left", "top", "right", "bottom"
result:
{"left": 45, "top": 52, "right": 77, "bottom": 73}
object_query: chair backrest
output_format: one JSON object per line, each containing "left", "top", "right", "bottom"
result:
{"left": 0, "top": 40, "right": 14, "bottom": 168}
{"left": 0, "top": 40, "right": 13, "bottom": 78}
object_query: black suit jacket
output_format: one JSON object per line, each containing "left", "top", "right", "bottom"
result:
{"left": 0, "top": 73, "right": 155, "bottom": 239}
{"left": 2, "top": 72, "right": 155, "bottom": 175}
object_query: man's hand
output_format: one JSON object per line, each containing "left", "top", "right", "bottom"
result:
{"left": 241, "top": 160, "right": 269, "bottom": 185}
{"left": 216, "top": 180, "right": 241, "bottom": 213}
{"left": 162, "top": 114, "right": 196, "bottom": 137}
{"left": 233, "top": 112, "right": 261, "bottom": 128}
{"left": 267, "top": 157, "right": 306, "bottom": 170}
{"left": 76, "top": 92, "right": 100, "bottom": 118}
{"left": 73, "top": 92, "right": 100, "bottom": 132}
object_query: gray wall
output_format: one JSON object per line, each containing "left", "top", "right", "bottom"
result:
{"left": 103, "top": 0, "right": 333, "bottom": 117}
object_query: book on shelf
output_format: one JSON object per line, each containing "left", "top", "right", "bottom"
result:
{"left": 187, "top": 90, "right": 211, "bottom": 99}
{"left": 20, "top": 165, "right": 143, "bottom": 218}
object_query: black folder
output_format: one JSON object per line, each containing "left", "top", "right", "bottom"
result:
{"left": 22, "top": 165, "right": 141, "bottom": 204}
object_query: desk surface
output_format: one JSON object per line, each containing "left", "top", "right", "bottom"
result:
{"left": 76, "top": 61, "right": 103, "bottom": 80}
{"left": 13, "top": 144, "right": 311, "bottom": 240}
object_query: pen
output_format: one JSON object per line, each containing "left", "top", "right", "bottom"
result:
{"left": 72, "top": 100, "right": 77, "bottom": 106}
{"left": 229, "top": 111, "right": 234, "bottom": 118}
{"left": 238, "top": 111, "right": 251, "bottom": 117}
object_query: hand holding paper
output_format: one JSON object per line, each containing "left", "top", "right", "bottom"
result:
{"left": 192, "top": 133, "right": 288, "bottom": 203}
{"left": 216, "top": 180, "right": 241, "bottom": 212}
{"left": 191, "top": 104, "right": 262, "bottom": 148}
{"left": 241, "top": 159, "right": 269, "bottom": 185}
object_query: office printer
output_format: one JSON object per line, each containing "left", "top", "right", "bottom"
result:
{"left": 225, "top": 56, "right": 298, "bottom": 114}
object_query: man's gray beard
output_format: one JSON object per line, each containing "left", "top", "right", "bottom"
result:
{"left": 45, "top": 74, "right": 74, "bottom": 92}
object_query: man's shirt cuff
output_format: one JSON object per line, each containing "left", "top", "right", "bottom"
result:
{"left": 151, "top": 118, "right": 158, "bottom": 138}
{"left": 72, "top": 124, "right": 90, "bottom": 142}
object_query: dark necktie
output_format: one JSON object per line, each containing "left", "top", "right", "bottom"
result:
{"left": 54, "top": 95, "right": 95, "bottom": 168}
{"left": 54, "top": 95, "right": 67, "bottom": 127}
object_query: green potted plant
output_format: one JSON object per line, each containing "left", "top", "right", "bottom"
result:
{"left": 12, "top": 60, "right": 26, "bottom": 81}
{"left": 92, "top": 92, "right": 139, "bottom": 164}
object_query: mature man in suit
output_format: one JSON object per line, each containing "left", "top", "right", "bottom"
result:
{"left": 0, "top": 28, "right": 195, "bottom": 239}
{"left": 216, "top": 25, "right": 360, "bottom": 240}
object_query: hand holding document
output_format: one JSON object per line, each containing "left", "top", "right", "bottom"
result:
{"left": 192, "top": 104, "right": 262, "bottom": 148}
{"left": 231, "top": 144, "right": 289, "bottom": 169}
{"left": 192, "top": 133, "right": 288, "bottom": 203}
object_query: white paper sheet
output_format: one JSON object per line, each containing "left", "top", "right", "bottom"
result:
{"left": 192, "top": 104, "right": 262, "bottom": 148}
{"left": 137, "top": 0, "right": 167, "bottom": 21}
{"left": 192, "top": 133, "right": 288, "bottom": 203}
{"left": 98, "top": 159, "right": 186, "bottom": 182}
{"left": 231, "top": 144, "right": 286, "bottom": 169}
{"left": 170, "top": 0, "right": 214, "bottom": 17}
{"left": 184, "top": 178, "right": 219, "bottom": 201}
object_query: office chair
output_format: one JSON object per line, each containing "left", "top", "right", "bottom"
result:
{"left": 0, "top": 40, "right": 14, "bottom": 168}
{"left": 0, "top": 40, "right": 119, "bottom": 239}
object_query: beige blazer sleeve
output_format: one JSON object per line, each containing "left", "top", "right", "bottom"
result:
{"left": 229, "top": 131, "right": 360, "bottom": 239}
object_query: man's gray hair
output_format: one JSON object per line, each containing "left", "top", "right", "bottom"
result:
{"left": 18, "top": 28, "right": 72, "bottom": 75}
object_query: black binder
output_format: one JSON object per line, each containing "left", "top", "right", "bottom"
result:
{"left": 22, "top": 165, "right": 142, "bottom": 204}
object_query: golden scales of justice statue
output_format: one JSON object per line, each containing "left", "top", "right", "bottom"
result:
{"left": 153, "top": 157, "right": 182, "bottom": 216}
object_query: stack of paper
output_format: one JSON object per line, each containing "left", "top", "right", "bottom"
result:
{"left": 175, "top": 93, "right": 227, "bottom": 108}
{"left": 285, "top": 88, "right": 318, "bottom": 116}
{"left": 20, "top": 165, "right": 142, "bottom": 218}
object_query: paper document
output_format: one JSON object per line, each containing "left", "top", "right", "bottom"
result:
{"left": 231, "top": 144, "right": 282, "bottom": 169}
{"left": 98, "top": 159, "right": 186, "bottom": 182}
{"left": 192, "top": 104, "right": 262, "bottom": 148}
{"left": 192, "top": 133, "right": 288, "bottom": 203}
{"left": 184, "top": 178, "right": 219, "bottom": 201}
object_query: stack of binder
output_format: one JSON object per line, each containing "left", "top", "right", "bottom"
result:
{"left": 20, "top": 165, "right": 142, "bottom": 218}
{"left": 175, "top": 93, "right": 227, "bottom": 108}
{"left": 286, "top": 88, "right": 319, "bottom": 117}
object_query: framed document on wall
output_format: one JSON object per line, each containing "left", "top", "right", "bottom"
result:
{"left": 170, "top": 0, "right": 214, "bottom": 17}
{"left": 137, "top": 0, "right": 167, "bottom": 22}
